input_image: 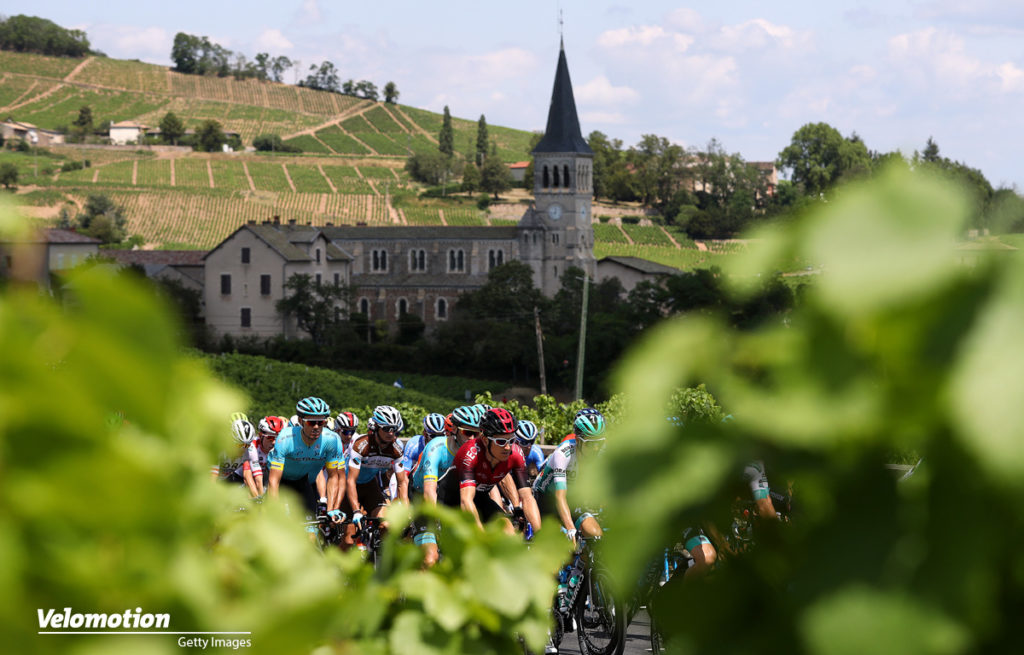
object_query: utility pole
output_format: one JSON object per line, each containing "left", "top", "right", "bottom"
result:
{"left": 534, "top": 306, "right": 547, "bottom": 396}
{"left": 574, "top": 273, "right": 589, "bottom": 401}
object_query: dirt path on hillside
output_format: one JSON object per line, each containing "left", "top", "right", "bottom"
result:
{"left": 281, "top": 163, "right": 297, "bottom": 192}
{"left": 365, "top": 178, "right": 381, "bottom": 197}
{"left": 317, "top": 164, "right": 337, "bottom": 193}
{"left": 343, "top": 125, "right": 378, "bottom": 156}
{"left": 169, "top": 158, "right": 176, "bottom": 186}
{"left": 379, "top": 104, "right": 412, "bottom": 135}
{"left": 659, "top": 225, "right": 681, "bottom": 248}
{"left": 281, "top": 102, "right": 376, "bottom": 140}
{"left": 392, "top": 105, "right": 438, "bottom": 143}
{"left": 3, "top": 79, "right": 66, "bottom": 113}
{"left": 64, "top": 56, "right": 95, "bottom": 82}
{"left": 695, "top": 241, "right": 708, "bottom": 252}
{"left": 438, "top": 209, "right": 448, "bottom": 226}
{"left": 616, "top": 223, "right": 634, "bottom": 244}
{"left": 206, "top": 161, "right": 215, "bottom": 188}
{"left": 132, "top": 160, "right": 138, "bottom": 185}
{"left": 242, "top": 162, "right": 256, "bottom": 191}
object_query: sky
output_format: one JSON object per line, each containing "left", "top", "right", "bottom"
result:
{"left": 8, "top": 1, "right": 1024, "bottom": 188}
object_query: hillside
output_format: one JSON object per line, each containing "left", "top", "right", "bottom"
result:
{"left": 1, "top": 49, "right": 740, "bottom": 272}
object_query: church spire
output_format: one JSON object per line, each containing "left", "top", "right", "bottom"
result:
{"left": 532, "top": 43, "right": 592, "bottom": 155}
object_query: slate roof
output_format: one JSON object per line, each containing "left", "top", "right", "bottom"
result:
{"left": 532, "top": 41, "right": 593, "bottom": 155}
{"left": 598, "top": 256, "right": 680, "bottom": 276}
{"left": 106, "top": 250, "right": 206, "bottom": 266}
{"left": 204, "top": 224, "right": 352, "bottom": 262}
{"left": 6, "top": 228, "right": 102, "bottom": 245}
{"left": 323, "top": 226, "right": 520, "bottom": 241}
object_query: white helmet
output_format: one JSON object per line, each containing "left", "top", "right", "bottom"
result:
{"left": 289, "top": 415, "right": 300, "bottom": 426}
{"left": 232, "top": 419, "right": 256, "bottom": 446}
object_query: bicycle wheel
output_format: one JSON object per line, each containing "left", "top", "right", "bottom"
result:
{"left": 575, "top": 565, "right": 625, "bottom": 655}
{"left": 649, "top": 608, "right": 663, "bottom": 655}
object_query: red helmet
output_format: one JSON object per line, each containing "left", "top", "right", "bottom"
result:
{"left": 444, "top": 413, "right": 456, "bottom": 437}
{"left": 259, "top": 416, "right": 285, "bottom": 436}
{"left": 480, "top": 408, "right": 517, "bottom": 437}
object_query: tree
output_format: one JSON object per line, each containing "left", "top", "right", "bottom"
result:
{"left": 76, "top": 194, "right": 127, "bottom": 243}
{"left": 461, "top": 162, "right": 480, "bottom": 193}
{"left": 170, "top": 32, "right": 199, "bottom": 73}
{"left": 383, "top": 81, "right": 399, "bottom": 104}
{"left": 302, "top": 61, "right": 339, "bottom": 92}
{"left": 777, "top": 122, "right": 871, "bottom": 197}
{"left": 354, "top": 80, "right": 378, "bottom": 101}
{"left": 269, "top": 55, "right": 292, "bottom": 83}
{"left": 253, "top": 52, "right": 270, "bottom": 81}
{"left": 253, "top": 134, "right": 300, "bottom": 153}
{"left": 159, "top": 111, "right": 185, "bottom": 145}
{"left": 438, "top": 106, "right": 454, "bottom": 157}
{"left": 275, "top": 274, "right": 351, "bottom": 347}
{"left": 475, "top": 115, "right": 489, "bottom": 166}
{"left": 480, "top": 145, "right": 512, "bottom": 199}
{"left": 72, "top": 105, "right": 93, "bottom": 139}
{"left": 922, "top": 136, "right": 940, "bottom": 163}
{"left": 0, "top": 15, "right": 91, "bottom": 57}
{"left": 405, "top": 150, "right": 451, "bottom": 185}
{"left": 0, "top": 163, "right": 18, "bottom": 191}
{"left": 196, "top": 119, "right": 226, "bottom": 152}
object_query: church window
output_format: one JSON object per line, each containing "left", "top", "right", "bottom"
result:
{"left": 552, "top": 233, "right": 560, "bottom": 245}
{"left": 488, "top": 249, "right": 504, "bottom": 271}
{"left": 410, "top": 249, "right": 426, "bottom": 272}
{"left": 436, "top": 298, "right": 448, "bottom": 320}
{"left": 543, "top": 166, "right": 549, "bottom": 188}
{"left": 371, "top": 249, "right": 388, "bottom": 272}
{"left": 448, "top": 249, "right": 465, "bottom": 273}
{"left": 359, "top": 298, "right": 370, "bottom": 316}
{"left": 563, "top": 165, "right": 570, "bottom": 188}
{"left": 553, "top": 165, "right": 560, "bottom": 187}
{"left": 398, "top": 298, "right": 408, "bottom": 316}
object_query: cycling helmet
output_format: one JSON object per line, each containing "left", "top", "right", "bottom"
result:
{"left": 231, "top": 411, "right": 249, "bottom": 424}
{"left": 371, "top": 405, "right": 404, "bottom": 432}
{"left": 515, "top": 419, "right": 539, "bottom": 445}
{"left": 481, "top": 407, "right": 517, "bottom": 437}
{"left": 444, "top": 413, "right": 456, "bottom": 437}
{"left": 296, "top": 397, "right": 330, "bottom": 419}
{"left": 423, "top": 413, "right": 447, "bottom": 437}
{"left": 259, "top": 416, "right": 285, "bottom": 436}
{"left": 452, "top": 405, "right": 481, "bottom": 430}
{"left": 335, "top": 411, "right": 359, "bottom": 431}
{"left": 232, "top": 419, "right": 256, "bottom": 446}
{"left": 574, "top": 408, "right": 606, "bottom": 440}
{"left": 289, "top": 415, "right": 300, "bottom": 426}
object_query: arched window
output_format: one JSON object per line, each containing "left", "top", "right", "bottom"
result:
{"left": 437, "top": 298, "right": 448, "bottom": 320}
{"left": 398, "top": 298, "right": 408, "bottom": 316}
{"left": 359, "top": 298, "right": 370, "bottom": 316}
{"left": 543, "top": 166, "right": 549, "bottom": 188}
{"left": 563, "top": 165, "right": 570, "bottom": 188}
{"left": 457, "top": 250, "right": 464, "bottom": 271}
{"left": 553, "top": 165, "right": 560, "bottom": 187}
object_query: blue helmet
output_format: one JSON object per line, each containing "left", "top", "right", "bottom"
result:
{"left": 296, "top": 397, "right": 330, "bottom": 419}
{"left": 515, "top": 419, "right": 540, "bottom": 445}
{"left": 574, "top": 408, "right": 606, "bottom": 440}
{"left": 423, "top": 413, "right": 446, "bottom": 437}
{"left": 452, "top": 405, "right": 481, "bottom": 430}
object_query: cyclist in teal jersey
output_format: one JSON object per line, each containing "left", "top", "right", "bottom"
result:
{"left": 533, "top": 408, "right": 607, "bottom": 542}
{"left": 267, "top": 397, "right": 346, "bottom": 524}
{"left": 396, "top": 413, "right": 446, "bottom": 504}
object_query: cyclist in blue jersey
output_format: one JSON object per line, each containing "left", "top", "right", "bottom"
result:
{"left": 515, "top": 420, "right": 545, "bottom": 481}
{"left": 411, "top": 407, "right": 481, "bottom": 567}
{"left": 397, "top": 413, "right": 447, "bottom": 504}
{"left": 267, "top": 397, "right": 347, "bottom": 525}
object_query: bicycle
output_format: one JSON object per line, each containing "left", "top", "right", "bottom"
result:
{"left": 553, "top": 537, "right": 625, "bottom": 655}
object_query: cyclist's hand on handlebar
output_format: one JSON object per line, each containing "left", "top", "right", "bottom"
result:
{"left": 328, "top": 509, "right": 345, "bottom": 523}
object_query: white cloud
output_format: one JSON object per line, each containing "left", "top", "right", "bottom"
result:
{"left": 664, "top": 8, "right": 705, "bottom": 32}
{"left": 576, "top": 75, "right": 638, "bottom": 106}
{"left": 255, "top": 29, "right": 293, "bottom": 52}
{"left": 712, "top": 18, "right": 813, "bottom": 52}
{"left": 86, "top": 24, "right": 171, "bottom": 63}
{"left": 597, "top": 26, "right": 692, "bottom": 52}
{"left": 296, "top": 0, "right": 322, "bottom": 24}
{"left": 997, "top": 62, "right": 1024, "bottom": 92}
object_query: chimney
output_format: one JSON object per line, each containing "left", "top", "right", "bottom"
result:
{"left": 288, "top": 219, "right": 296, "bottom": 226}
{"left": 273, "top": 215, "right": 281, "bottom": 225}
{"left": 356, "top": 221, "right": 367, "bottom": 226}
{"left": 247, "top": 219, "right": 255, "bottom": 225}
{"left": 325, "top": 222, "right": 334, "bottom": 227}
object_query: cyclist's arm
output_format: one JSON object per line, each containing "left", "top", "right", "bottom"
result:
{"left": 241, "top": 464, "right": 260, "bottom": 498}
{"left": 498, "top": 473, "right": 521, "bottom": 508}
{"left": 423, "top": 479, "right": 438, "bottom": 505}
{"left": 519, "top": 486, "right": 541, "bottom": 533}
{"left": 553, "top": 488, "right": 575, "bottom": 533}
{"left": 267, "top": 465, "right": 283, "bottom": 498}
{"left": 396, "top": 469, "right": 410, "bottom": 504}
{"left": 326, "top": 466, "right": 344, "bottom": 513}
{"left": 460, "top": 483, "right": 485, "bottom": 530}
{"left": 345, "top": 460, "right": 363, "bottom": 514}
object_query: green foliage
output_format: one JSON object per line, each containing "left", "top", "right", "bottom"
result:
{"left": 0, "top": 162, "right": 17, "bottom": 190}
{"left": 196, "top": 119, "right": 227, "bottom": 152}
{"left": 159, "top": 111, "right": 185, "bottom": 145}
{"left": 580, "top": 165, "right": 1024, "bottom": 653}
{"left": 439, "top": 105, "right": 454, "bottom": 157}
{"left": 480, "top": 150, "right": 513, "bottom": 199}
{"left": 383, "top": 81, "right": 399, "bottom": 104}
{"left": 475, "top": 115, "right": 489, "bottom": 167}
{"left": 778, "top": 122, "right": 871, "bottom": 197}
{"left": 0, "top": 14, "right": 91, "bottom": 57}
{"left": 76, "top": 193, "right": 127, "bottom": 243}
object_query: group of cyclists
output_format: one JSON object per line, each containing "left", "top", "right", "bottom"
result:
{"left": 213, "top": 396, "right": 784, "bottom": 654}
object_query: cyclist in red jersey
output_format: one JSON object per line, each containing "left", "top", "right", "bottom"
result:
{"left": 456, "top": 408, "right": 542, "bottom": 534}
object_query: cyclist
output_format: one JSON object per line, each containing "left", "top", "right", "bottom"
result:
{"left": 255, "top": 416, "right": 286, "bottom": 479}
{"left": 532, "top": 408, "right": 607, "bottom": 542}
{"left": 332, "top": 411, "right": 360, "bottom": 453}
{"left": 397, "top": 413, "right": 447, "bottom": 504}
{"left": 345, "top": 405, "right": 405, "bottom": 530}
{"left": 456, "top": 408, "right": 541, "bottom": 534}
{"left": 515, "top": 419, "right": 546, "bottom": 482}
{"left": 212, "top": 418, "right": 264, "bottom": 498}
{"left": 267, "top": 397, "right": 347, "bottom": 526}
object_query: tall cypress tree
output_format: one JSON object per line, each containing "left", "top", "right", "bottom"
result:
{"left": 475, "top": 115, "right": 489, "bottom": 166}
{"left": 438, "top": 106, "right": 454, "bottom": 157}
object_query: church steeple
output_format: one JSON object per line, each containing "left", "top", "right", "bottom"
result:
{"left": 532, "top": 42, "right": 592, "bottom": 155}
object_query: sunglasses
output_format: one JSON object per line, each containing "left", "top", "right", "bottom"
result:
{"left": 489, "top": 435, "right": 515, "bottom": 447}
{"left": 340, "top": 429, "right": 356, "bottom": 436}
{"left": 303, "top": 419, "right": 327, "bottom": 427}
{"left": 378, "top": 425, "right": 399, "bottom": 433}
{"left": 458, "top": 428, "right": 481, "bottom": 436}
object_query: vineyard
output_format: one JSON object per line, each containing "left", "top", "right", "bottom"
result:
{"left": 621, "top": 224, "right": 674, "bottom": 246}
{"left": 594, "top": 242, "right": 734, "bottom": 272}
{"left": 593, "top": 223, "right": 628, "bottom": 243}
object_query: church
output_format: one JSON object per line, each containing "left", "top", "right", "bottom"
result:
{"left": 203, "top": 42, "right": 598, "bottom": 338}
